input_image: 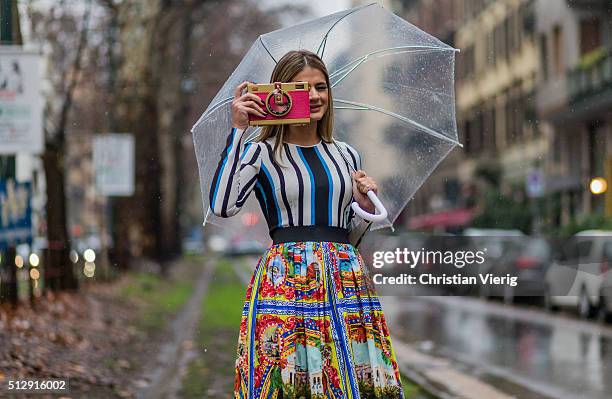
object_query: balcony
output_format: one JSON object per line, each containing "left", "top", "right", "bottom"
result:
{"left": 566, "top": 0, "right": 609, "bottom": 8}
{"left": 567, "top": 47, "right": 612, "bottom": 110}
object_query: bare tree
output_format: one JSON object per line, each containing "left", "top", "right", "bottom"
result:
{"left": 26, "top": 0, "right": 94, "bottom": 291}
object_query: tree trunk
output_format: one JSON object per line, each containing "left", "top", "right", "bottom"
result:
{"left": 0, "top": 247, "right": 18, "bottom": 308}
{"left": 42, "top": 141, "right": 78, "bottom": 291}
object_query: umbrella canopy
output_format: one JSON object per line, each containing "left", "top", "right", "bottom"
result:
{"left": 191, "top": 3, "right": 461, "bottom": 241}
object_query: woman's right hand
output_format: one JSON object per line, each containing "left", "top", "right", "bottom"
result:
{"left": 232, "top": 81, "right": 267, "bottom": 130}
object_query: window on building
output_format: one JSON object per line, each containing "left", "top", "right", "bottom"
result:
{"left": 463, "top": 119, "right": 472, "bottom": 154}
{"left": 553, "top": 133, "right": 561, "bottom": 164}
{"left": 476, "top": 108, "right": 484, "bottom": 153}
{"left": 444, "top": 179, "right": 461, "bottom": 206}
{"left": 579, "top": 17, "right": 602, "bottom": 56}
{"left": 489, "top": 106, "right": 497, "bottom": 150}
{"left": 539, "top": 33, "right": 548, "bottom": 81}
{"left": 504, "top": 17, "right": 512, "bottom": 60}
{"left": 517, "top": 6, "right": 523, "bottom": 49}
{"left": 552, "top": 25, "right": 564, "bottom": 75}
{"left": 510, "top": 12, "right": 518, "bottom": 54}
{"left": 505, "top": 92, "right": 514, "bottom": 144}
{"left": 493, "top": 26, "right": 500, "bottom": 65}
{"left": 462, "top": 45, "right": 475, "bottom": 79}
{"left": 525, "top": 90, "right": 537, "bottom": 137}
{"left": 486, "top": 31, "right": 494, "bottom": 66}
{"left": 496, "top": 23, "right": 505, "bottom": 65}
{"left": 515, "top": 92, "right": 524, "bottom": 141}
{"left": 483, "top": 103, "right": 496, "bottom": 152}
{"left": 523, "top": 0, "right": 535, "bottom": 37}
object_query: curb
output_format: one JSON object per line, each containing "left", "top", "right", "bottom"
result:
{"left": 392, "top": 338, "right": 516, "bottom": 399}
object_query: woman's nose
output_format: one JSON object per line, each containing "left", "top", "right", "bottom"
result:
{"left": 309, "top": 88, "right": 319, "bottom": 100}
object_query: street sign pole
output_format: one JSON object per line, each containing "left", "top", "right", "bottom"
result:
{"left": 0, "top": 0, "right": 17, "bottom": 306}
{"left": 0, "top": 0, "right": 16, "bottom": 180}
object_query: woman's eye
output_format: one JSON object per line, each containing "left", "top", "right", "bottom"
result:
{"left": 316, "top": 86, "right": 327, "bottom": 91}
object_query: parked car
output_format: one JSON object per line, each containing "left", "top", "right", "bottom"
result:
{"left": 544, "top": 230, "right": 612, "bottom": 319}
{"left": 461, "top": 228, "right": 525, "bottom": 296}
{"left": 481, "top": 236, "right": 552, "bottom": 305}
{"left": 418, "top": 232, "right": 473, "bottom": 295}
{"left": 600, "top": 261, "right": 612, "bottom": 322}
{"left": 224, "top": 239, "right": 267, "bottom": 257}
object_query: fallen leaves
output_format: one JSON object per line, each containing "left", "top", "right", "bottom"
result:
{"left": 0, "top": 276, "right": 156, "bottom": 398}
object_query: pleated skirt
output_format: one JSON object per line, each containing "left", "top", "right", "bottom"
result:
{"left": 233, "top": 241, "right": 405, "bottom": 399}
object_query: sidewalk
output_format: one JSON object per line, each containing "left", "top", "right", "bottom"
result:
{"left": 391, "top": 338, "right": 519, "bottom": 399}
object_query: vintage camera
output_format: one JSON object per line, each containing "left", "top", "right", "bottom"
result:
{"left": 247, "top": 82, "right": 311, "bottom": 126}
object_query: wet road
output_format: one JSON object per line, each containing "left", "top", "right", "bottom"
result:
{"left": 382, "top": 296, "right": 612, "bottom": 399}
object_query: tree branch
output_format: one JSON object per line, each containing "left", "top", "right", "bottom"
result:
{"left": 52, "top": 0, "right": 92, "bottom": 147}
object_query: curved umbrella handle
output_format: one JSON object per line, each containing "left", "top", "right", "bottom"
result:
{"left": 351, "top": 190, "right": 388, "bottom": 222}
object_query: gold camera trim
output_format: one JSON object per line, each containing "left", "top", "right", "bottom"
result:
{"left": 265, "top": 83, "right": 292, "bottom": 117}
{"left": 247, "top": 82, "right": 310, "bottom": 125}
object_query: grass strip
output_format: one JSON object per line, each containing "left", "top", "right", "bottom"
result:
{"left": 179, "top": 259, "right": 245, "bottom": 398}
{"left": 118, "top": 263, "right": 196, "bottom": 331}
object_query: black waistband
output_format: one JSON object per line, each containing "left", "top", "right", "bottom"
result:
{"left": 271, "top": 226, "right": 350, "bottom": 244}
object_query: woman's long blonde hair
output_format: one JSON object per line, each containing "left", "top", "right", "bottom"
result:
{"left": 255, "top": 50, "right": 334, "bottom": 166}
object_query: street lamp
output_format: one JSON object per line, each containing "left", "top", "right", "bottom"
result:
{"left": 590, "top": 177, "right": 607, "bottom": 195}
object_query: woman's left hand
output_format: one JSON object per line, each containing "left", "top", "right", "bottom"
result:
{"left": 352, "top": 170, "right": 378, "bottom": 214}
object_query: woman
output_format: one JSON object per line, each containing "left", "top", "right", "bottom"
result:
{"left": 211, "top": 50, "right": 405, "bottom": 399}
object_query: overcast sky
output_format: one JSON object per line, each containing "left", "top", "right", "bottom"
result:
{"left": 260, "top": 0, "right": 353, "bottom": 24}
{"left": 303, "top": 0, "right": 352, "bottom": 17}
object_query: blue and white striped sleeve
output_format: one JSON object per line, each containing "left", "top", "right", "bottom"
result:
{"left": 343, "top": 143, "right": 373, "bottom": 247}
{"left": 209, "top": 128, "right": 261, "bottom": 218}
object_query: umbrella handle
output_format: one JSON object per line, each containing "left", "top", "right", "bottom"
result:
{"left": 351, "top": 190, "right": 388, "bottom": 223}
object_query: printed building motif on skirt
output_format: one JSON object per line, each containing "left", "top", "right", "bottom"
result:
{"left": 234, "top": 241, "right": 405, "bottom": 399}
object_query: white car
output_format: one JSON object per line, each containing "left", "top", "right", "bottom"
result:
{"left": 545, "top": 230, "right": 612, "bottom": 319}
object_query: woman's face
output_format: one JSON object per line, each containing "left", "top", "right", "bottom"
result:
{"left": 292, "top": 66, "right": 329, "bottom": 122}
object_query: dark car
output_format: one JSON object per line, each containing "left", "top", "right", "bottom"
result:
{"left": 416, "top": 233, "right": 473, "bottom": 295}
{"left": 481, "top": 237, "right": 552, "bottom": 305}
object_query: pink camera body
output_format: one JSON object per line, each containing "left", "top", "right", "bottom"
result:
{"left": 247, "top": 82, "right": 311, "bottom": 126}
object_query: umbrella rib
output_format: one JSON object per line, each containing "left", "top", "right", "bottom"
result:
{"left": 317, "top": 2, "right": 376, "bottom": 58}
{"left": 204, "top": 207, "right": 212, "bottom": 226}
{"left": 258, "top": 36, "right": 277, "bottom": 64}
{"left": 334, "top": 98, "right": 462, "bottom": 147}
{"left": 333, "top": 105, "right": 369, "bottom": 110}
{"left": 330, "top": 46, "right": 457, "bottom": 78}
{"left": 330, "top": 45, "right": 457, "bottom": 88}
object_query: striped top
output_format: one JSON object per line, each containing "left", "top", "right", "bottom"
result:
{"left": 210, "top": 128, "right": 372, "bottom": 244}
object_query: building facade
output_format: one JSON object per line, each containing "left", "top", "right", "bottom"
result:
{"left": 536, "top": 0, "right": 612, "bottom": 225}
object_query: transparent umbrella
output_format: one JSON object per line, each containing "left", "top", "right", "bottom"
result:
{"left": 191, "top": 2, "right": 461, "bottom": 242}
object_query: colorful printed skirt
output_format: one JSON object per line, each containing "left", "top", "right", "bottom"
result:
{"left": 233, "top": 241, "right": 405, "bottom": 399}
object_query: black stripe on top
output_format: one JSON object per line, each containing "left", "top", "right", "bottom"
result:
{"left": 254, "top": 184, "right": 270, "bottom": 225}
{"left": 220, "top": 130, "right": 244, "bottom": 217}
{"left": 257, "top": 164, "right": 281, "bottom": 229}
{"left": 209, "top": 128, "right": 236, "bottom": 212}
{"left": 321, "top": 142, "right": 346, "bottom": 228}
{"left": 337, "top": 144, "right": 355, "bottom": 228}
{"left": 298, "top": 146, "right": 331, "bottom": 226}
{"left": 284, "top": 145, "right": 305, "bottom": 225}
{"left": 345, "top": 145, "right": 359, "bottom": 170}
{"left": 263, "top": 142, "right": 294, "bottom": 226}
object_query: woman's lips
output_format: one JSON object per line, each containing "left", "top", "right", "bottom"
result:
{"left": 310, "top": 105, "right": 321, "bottom": 112}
